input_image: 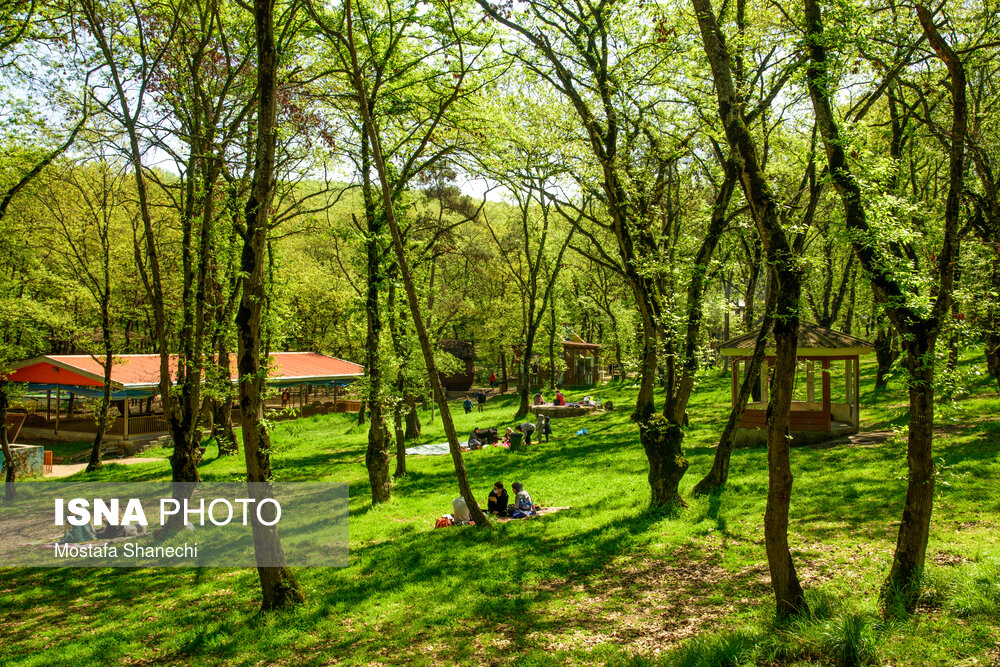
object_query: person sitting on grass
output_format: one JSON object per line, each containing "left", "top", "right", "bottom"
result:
{"left": 516, "top": 421, "right": 535, "bottom": 446}
{"left": 452, "top": 496, "right": 472, "bottom": 524}
{"left": 487, "top": 482, "right": 509, "bottom": 515}
{"left": 511, "top": 482, "right": 534, "bottom": 516}
{"left": 463, "top": 396, "right": 473, "bottom": 414}
{"left": 61, "top": 521, "right": 96, "bottom": 543}
{"left": 468, "top": 427, "right": 483, "bottom": 450}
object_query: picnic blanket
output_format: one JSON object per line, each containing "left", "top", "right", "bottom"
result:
{"left": 405, "top": 443, "right": 458, "bottom": 456}
{"left": 405, "top": 441, "right": 510, "bottom": 456}
{"left": 495, "top": 506, "right": 571, "bottom": 522}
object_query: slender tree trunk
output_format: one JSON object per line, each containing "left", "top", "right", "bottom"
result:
{"left": 404, "top": 394, "right": 421, "bottom": 439}
{"left": 87, "top": 298, "right": 115, "bottom": 473}
{"left": 213, "top": 339, "right": 238, "bottom": 455}
{"left": 693, "top": 276, "right": 776, "bottom": 496}
{"left": 883, "top": 334, "right": 936, "bottom": 610}
{"left": 548, "top": 305, "right": 556, "bottom": 390}
{"left": 343, "top": 1, "right": 489, "bottom": 528}
{"left": 721, "top": 271, "right": 732, "bottom": 375}
{"left": 387, "top": 281, "right": 407, "bottom": 477}
{"left": 665, "top": 164, "right": 736, "bottom": 420}
{"left": 235, "top": 0, "right": 304, "bottom": 611}
{"left": 361, "top": 133, "right": 390, "bottom": 505}
{"left": 499, "top": 350, "right": 509, "bottom": 394}
{"left": 1, "top": 384, "right": 14, "bottom": 501}
{"left": 985, "top": 259, "right": 1000, "bottom": 390}
{"left": 393, "top": 403, "right": 406, "bottom": 477}
{"left": 693, "top": 0, "right": 809, "bottom": 617}
{"left": 515, "top": 341, "right": 533, "bottom": 419}
{"left": 804, "top": 0, "right": 965, "bottom": 613}
{"left": 763, "top": 262, "right": 807, "bottom": 617}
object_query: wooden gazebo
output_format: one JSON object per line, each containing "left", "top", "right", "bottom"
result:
{"left": 719, "top": 323, "right": 874, "bottom": 442}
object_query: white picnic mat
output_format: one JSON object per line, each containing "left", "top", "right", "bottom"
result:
{"left": 405, "top": 442, "right": 463, "bottom": 456}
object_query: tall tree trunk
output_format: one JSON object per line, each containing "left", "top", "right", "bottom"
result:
{"left": 874, "top": 325, "right": 898, "bottom": 390}
{"left": 763, "top": 261, "right": 807, "bottom": 617}
{"left": 693, "top": 275, "right": 776, "bottom": 496}
{"left": 548, "top": 304, "right": 557, "bottom": 390}
{"left": 499, "top": 350, "right": 509, "bottom": 394}
{"left": 884, "top": 334, "right": 936, "bottom": 608}
{"left": 635, "top": 306, "right": 689, "bottom": 508}
{"left": 235, "top": 0, "right": 304, "bottom": 611}
{"left": 515, "top": 346, "right": 532, "bottom": 419}
{"left": 804, "top": 0, "right": 966, "bottom": 612}
{"left": 343, "top": 0, "right": 489, "bottom": 528}
{"left": 664, "top": 163, "right": 736, "bottom": 420}
{"left": 393, "top": 404, "right": 406, "bottom": 477}
{"left": 693, "top": 0, "right": 809, "bottom": 617}
{"left": 87, "top": 301, "right": 114, "bottom": 473}
{"left": 721, "top": 271, "right": 732, "bottom": 375}
{"left": 213, "top": 338, "right": 239, "bottom": 455}
{"left": 387, "top": 281, "right": 407, "bottom": 476}
{"left": 361, "top": 133, "right": 390, "bottom": 505}
{"left": 404, "top": 394, "right": 421, "bottom": 439}
{"left": 1, "top": 384, "right": 14, "bottom": 501}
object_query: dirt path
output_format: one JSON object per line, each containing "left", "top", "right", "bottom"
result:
{"left": 45, "top": 457, "right": 165, "bottom": 478}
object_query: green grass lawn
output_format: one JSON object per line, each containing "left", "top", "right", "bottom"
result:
{"left": 1, "top": 355, "right": 998, "bottom": 665}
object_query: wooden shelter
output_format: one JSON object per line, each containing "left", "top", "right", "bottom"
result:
{"left": 719, "top": 323, "right": 874, "bottom": 442}
{"left": 2, "top": 352, "right": 363, "bottom": 441}
{"left": 438, "top": 339, "right": 475, "bottom": 391}
{"left": 561, "top": 337, "right": 601, "bottom": 386}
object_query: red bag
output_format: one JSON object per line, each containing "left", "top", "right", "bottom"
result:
{"left": 435, "top": 516, "right": 453, "bottom": 528}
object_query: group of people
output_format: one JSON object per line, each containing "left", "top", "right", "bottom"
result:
{"left": 532, "top": 389, "right": 566, "bottom": 406}
{"left": 448, "top": 481, "right": 536, "bottom": 524}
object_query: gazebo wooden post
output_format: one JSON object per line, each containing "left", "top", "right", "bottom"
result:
{"left": 844, "top": 359, "right": 852, "bottom": 423}
{"left": 46, "top": 389, "right": 51, "bottom": 422}
{"left": 806, "top": 360, "right": 815, "bottom": 405}
{"left": 821, "top": 359, "right": 831, "bottom": 429}
{"left": 54, "top": 387, "right": 60, "bottom": 434}
{"left": 731, "top": 358, "right": 739, "bottom": 406}
{"left": 762, "top": 358, "right": 771, "bottom": 403}
{"left": 123, "top": 397, "right": 130, "bottom": 441}
{"left": 854, "top": 356, "right": 861, "bottom": 428}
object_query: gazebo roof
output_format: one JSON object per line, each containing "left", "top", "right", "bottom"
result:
{"left": 440, "top": 338, "right": 475, "bottom": 361}
{"left": 719, "top": 322, "right": 873, "bottom": 357}
{"left": 562, "top": 326, "right": 600, "bottom": 349}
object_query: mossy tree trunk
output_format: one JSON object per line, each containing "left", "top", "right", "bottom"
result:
{"left": 693, "top": 0, "right": 809, "bottom": 618}
{"left": 235, "top": 0, "right": 304, "bottom": 610}
{"left": 804, "top": 0, "right": 966, "bottom": 613}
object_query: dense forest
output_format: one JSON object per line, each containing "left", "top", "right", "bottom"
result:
{"left": 1, "top": 0, "right": 998, "bottom": 635}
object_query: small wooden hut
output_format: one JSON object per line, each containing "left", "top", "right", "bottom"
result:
{"left": 719, "top": 323, "right": 874, "bottom": 445}
{"left": 439, "top": 339, "right": 475, "bottom": 391}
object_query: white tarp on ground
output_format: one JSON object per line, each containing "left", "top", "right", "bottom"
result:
{"left": 404, "top": 442, "right": 464, "bottom": 456}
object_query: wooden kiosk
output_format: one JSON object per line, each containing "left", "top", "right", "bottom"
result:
{"left": 719, "top": 323, "right": 874, "bottom": 446}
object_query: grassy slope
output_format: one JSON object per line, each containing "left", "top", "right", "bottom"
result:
{"left": 1, "top": 357, "right": 997, "bottom": 666}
